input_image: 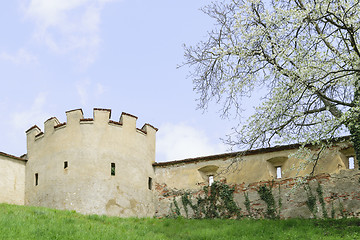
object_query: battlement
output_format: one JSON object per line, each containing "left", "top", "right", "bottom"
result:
{"left": 26, "top": 108, "right": 158, "bottom": 142}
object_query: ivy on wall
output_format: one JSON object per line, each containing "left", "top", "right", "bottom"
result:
{"left": 170, "top": 181, "right": 241, "bottom": 219}
{"left": 256, "top": 183, "right": 282, "bottom": 219}
{"left": 167, "top": 179, "right": 352, "bottom": 220}
{"left": 304, "top": 181, "right": 349, "bottom": 219}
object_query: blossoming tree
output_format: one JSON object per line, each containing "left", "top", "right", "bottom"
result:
{"left": 184, "top": 0, "right": 360, "bottom": 169}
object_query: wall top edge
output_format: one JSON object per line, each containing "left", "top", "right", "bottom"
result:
{"left": 122, "top": 112, "right": 138, "bottom": 119}
{"left": 25, "top": 125, "right": 41, "bottom": 134}
{"left": 0, "top": 151, "right": 27, "bottom": 162}
{"left": 65, "top": 108, "right": 84, "bottom": 115}
{"left": 153, "top": 136, "right": 352, "bottom": 167}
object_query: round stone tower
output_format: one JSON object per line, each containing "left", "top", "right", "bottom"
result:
{"left": 25, "top": 108, "right": 157, "bottom": 217}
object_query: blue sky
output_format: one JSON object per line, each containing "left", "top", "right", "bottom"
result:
{"left": 0, "top": 0, "right": 242, "bottom": 162}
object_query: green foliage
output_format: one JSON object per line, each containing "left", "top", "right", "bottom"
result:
{"left": 339, "top": 200, "right": 349, "bottom": 219}
{"left": 2, "top": 204, "right": 360, "bottom": 239}
{"left": 181, "top": 192, "right": 198, "bottom": 218}
{"left": 172, "top": 181, "right": 241, "bottom": 219}
{"left": 244, "top": 192, "right": 252, "bottom": 217}
{"left": 200, "top": 181, "right": 242, "bottom": 219}
{"left": 304, "top": 184, "right": 318, "bottom": 218}
{"left": 331, "top": 202, "right": 335, "bottom": 219}
{"left": 278, "top": 185, "right": 282, "bottom": 217}
{"left": 316, "top": 182, "right": 328, "bottom": 218}
{"left": 256, "top": 183, "right": 280, "bottom": 219}
{"left": 305, "top": 183, "right": 351, "bottom": 219}
{"left": 171, "top": 197, "right": 181, "bottom": 217}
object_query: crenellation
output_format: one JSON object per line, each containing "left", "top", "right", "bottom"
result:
{"left": 65, "top": 109, "right": 84, "bottom": 126}
{"left": 136, "top": 128, "right": 147, "bottom": 135}
{"left": 109, "top": 120, "right": 122, "bottom": 126}
{"left": 26, "top": 109, "right": 156, "bottom": 148}
{"left": 34, "top": 132, "right": 44, "bottom": 139}
{"left": 121, "top": 112, "right": 138, "bottom": 119}
{"left": 26, "top": 125, "right": 41, "bottom": 144}
{"left": 44, "top": 117, "right": 60, "bottom": 136}
{"left": 93, "top": 108, "right": 111, "bottom": 124}
{"left": 54, "top": 122, "right": 66, "bottom": 130}
{"left": 144, "top": 123, "right": 158, "bottom": 132}
{"left": 140, "top": 123, "right": 158, "bottom": 139}
{"left": 25, "top": 125, "right": 41, "bottom": 134}
{"left": 79, "top": 118, "right": 94, "bottom": 124}
{"left": 120, "top": 112, "right": 137, "bottom": 130}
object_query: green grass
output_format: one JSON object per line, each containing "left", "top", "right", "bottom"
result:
{"left": 0, "top": 203, "right": 359, "bottom": 240}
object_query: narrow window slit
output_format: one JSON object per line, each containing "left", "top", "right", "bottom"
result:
{"left": 111, "top": 163, "right": 115, "bottom": 176}
{"left": 35, "top": 173, "right": 38, "bottom": 186}
{"left": 349, "top": 156, "right": 355, "bottom": 169}
{"left": 208, "top": 175, "right": 214, "bottom": 186}
{"left": 64, "top": 161, "right": 68, "bottom": 169}
{"left": 148, "top": 177, "right": 152, "bottom": 190}
{"left": 276, "top": 166, "right": 282, "bottom": 179}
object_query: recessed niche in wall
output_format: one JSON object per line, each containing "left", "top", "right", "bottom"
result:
{"left": 266, "top": 157, "right": 287, "bottom": 179}
{"left": 339, "top": 148, "right": 357, "bottom": 169}
{"left": 198, "top": 165, "right": 219, "bottom": 185}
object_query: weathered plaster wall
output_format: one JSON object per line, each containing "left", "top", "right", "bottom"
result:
{"left": 25, "top": 108, "right": 157, "bottom": 217}
{"left": 154, "top": 169, "right": 360, "bottom": 219}
{"left": 154, "top": 143, "right": 356, "bottom": 190}
{"left": 0, "top": 152, "right": 26, "bottom": 205}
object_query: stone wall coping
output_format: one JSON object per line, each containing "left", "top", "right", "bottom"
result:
{"left": 0, "top": 151, "right": 27, "bottom": 162}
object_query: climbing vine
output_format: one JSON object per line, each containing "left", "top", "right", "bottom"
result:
{"left": 169, "top": 197, "right": 181, "bottom": 218}
{"left": 304, "top": 184, "right": 318, "bottom": 218}
{"left": 256, "top": 183, "right": 281, "bottom": 219}
{"left": 316, "top": 182, "right": 328, "bottom": 218}
{"left": 171, "top": 181, "right": 241, "bottom": 219}
{"left": 244, "top": 192, "right": 252, "bottom": 217}
{"left": 167, "top": 180, "right": 352, "bottom": 219}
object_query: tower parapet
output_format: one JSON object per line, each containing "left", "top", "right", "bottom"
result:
{"left": 25, "top": 108, "right": 157, "bottom": 217}
{"left": 26, "top": 108, "right": 157, "bottom": 143}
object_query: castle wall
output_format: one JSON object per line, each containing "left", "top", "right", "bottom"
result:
{"left": 153, "top": 143, "right": 356, "bottom": 190}
{"left": 0, "top": 152, "right": 26, "bottom": 205}
{"left": 1, "top": 106, "right": 358, "bottom": 219}
{"left": 154, "top": 169, "right": 360, "bottom": 219}
{"left": 25, "top": 109, "right": 157, "bottom": 217}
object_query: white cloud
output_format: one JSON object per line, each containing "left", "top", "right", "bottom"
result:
{"left": 0, "top": 48, "right": 38, "bottom": 65}
{"left": 156, "top": 123, "right": 227, "bottom": 162}
{"left": 95, "top": 83, "right": 105, "bottom": 96}
{"left": 76, "top": 79, "right": 90, "bottom": 106}
{"left": 22, "top": 0, "right": 117, "bottom": 68}
{"left": 76, "top": 80, "right": 106, "bottom": 106}
{"left": 12, "top": 93, "right": 50, "bottom": 131}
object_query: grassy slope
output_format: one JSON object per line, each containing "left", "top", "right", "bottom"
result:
{"left": 0, "top": 203, "right": 359, "bottom": 240}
